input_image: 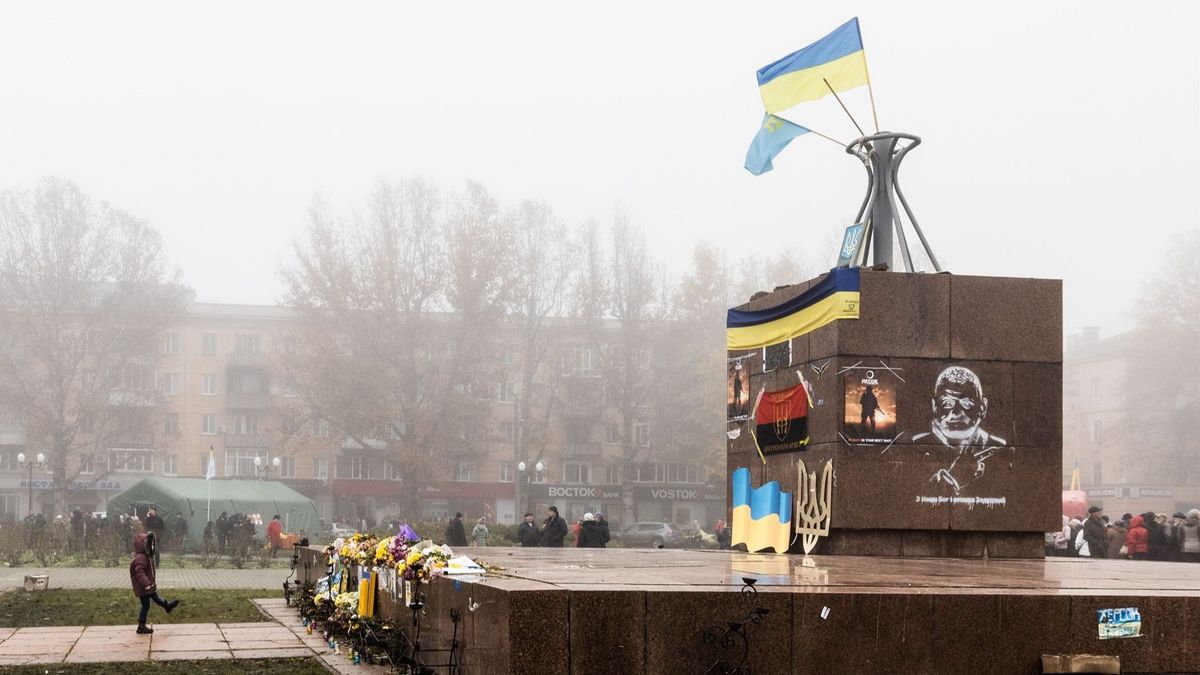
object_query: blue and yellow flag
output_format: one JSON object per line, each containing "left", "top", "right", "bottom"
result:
{"left": 757, "top": 18, "right": 869, "bottom": 114}
{"left": 745, "top": 113, "right": 811, "bottom": 176}
{"left": 727, "top": 267, "right": 860, "bottom": 350}
{"left": 731, "top": 467, "right": 792, "bottom": 554}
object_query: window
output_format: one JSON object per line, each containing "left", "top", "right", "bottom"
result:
{"left": 561, "top": 344, "right": 600, "bottom": 377}
{"left": 1092, "top": 461, "right": 1102, "bottom": 486}
{"left": 201, "top": 414, "right": 218, "bottom": 435}
{"left": 164, "top": 413, "right": 179, "bottom": 435}
{"left": 163, "top": 332, "right": 180, "bottom": 354}
{"left": 452, "top": 462, "right": 476, "bottom": 482}
{"left": 501, "top": 420, "right": 515, "bottom": 443}
{"left": 1090, "top": 377, "right": 1100, "bottom": 401}
{"left": 0, "top": 448, "right": 17, "bottom": 472}
{"left": 635, "top": 462, "right": 667, "bottom": 483}
{"left": 499, "top": 462, "right": 514, "bottom": 482}
{"left": 495, "top": 382, "right": 516, "bottom": 403}
{"left": 229, "top": 373, "right": 265, "bottom": 394}
{"left": 605, "top": 423, "right": 619, "bottom": 444}
{"left": 565, "top": 420, "right": 591, "bottom": 444}
{"left": 1091, "top": 420, "right": 1103, "bottom": 445}
{"left": 336, "top": 455, "right": 372, "bottom": 479}
{"left": 686, "top": 464, "right": 706, "bottom": 484}
{"left": 385, "top": 461, "right": 403, "bottom": 481}
{"left": 314, "top": 458, "right": 328, "bottom": 480}
{"left": 159, "top": 372, "right": 180, "bottom": 396}
{"left": 202, "top": 333, "right": 218, "bottom": 356}
{"left": 119, "top": 365, "right": 154, "bottom": 391}
{"left": 235, "top": 334, "right": 261, "bottom": 354}
{"left": 634, "top": 422, "right": 650, "bottom": 447}
{"left": 81, "top": 370, "right": 96, "bottom": 392}
{"left": 0, "top": 492, "right": 16, "bottom": 521}
{"left": 162, "top": 454, "right": 177, "bottom": 476}
{"left": 604, "top": 465, "right": 619, "bottom": 484}
{"left": 202, "top": 374, "right": 217, "bottom": 395}
{"left": 501, "top": 346, "right": 517, "bottom": 367}
{"left": 232, "top": 414, "right": 259, "bottom": 435}
{"left": 314, "top": 419, "right": 330, "bottom": 439}
{"left": 111, "top": 449, "right": 153, "bottom": 473}
{"left": 530, "top": 466, "right": 547, "bottom": 484}
{"left": 280, "top": 457, "right": 296, "bottom": 478}
{"left": 78, "top": 454, "right": 94, "bottom": 475}
{"left": 226, "top": 448, "right": 268, "bottom": 477}
{"left": 564, "top": 462, "right": 591, "bottom": 484}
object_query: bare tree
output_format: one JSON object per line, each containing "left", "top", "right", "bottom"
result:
{"left": 575, "top": 211, "right": 668, "bottom": 522}
{"left": 280, "top": 180, "right": 516, "bottom": 514}
{"left": 1118, "top": 230, "right": 1199, "bottom": 485}
{"left": 0, "top": 177, "right": 184, "bottom": 516}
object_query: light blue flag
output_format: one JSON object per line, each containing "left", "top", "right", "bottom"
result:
{"left": 744, "top": 113, "right": 810, "bottom": 176}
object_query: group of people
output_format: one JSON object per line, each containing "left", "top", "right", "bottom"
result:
{"left": 443, "top": 506, "right": 611, "bottom": 548}
{"left": 1053, "top": 506, "right": 1200, "bottom": 561}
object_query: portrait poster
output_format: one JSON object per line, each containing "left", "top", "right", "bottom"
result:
{"left": 762, "top": 339, "right": 791, "bottom": 373}
{"left": 842, "top": 367, "right": 899, "bottom": 444}
{"left": 727, "top": 356, "right": 752, "bottom": 421}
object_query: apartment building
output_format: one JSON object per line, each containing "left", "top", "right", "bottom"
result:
{"left": 0, "top": 300, "right": 722, "bottom": 530}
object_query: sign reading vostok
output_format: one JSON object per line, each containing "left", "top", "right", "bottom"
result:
{"left": 526, "top": 484, "right": 724, "bottom": 502}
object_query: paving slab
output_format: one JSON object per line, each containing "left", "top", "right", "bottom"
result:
{"left": 0, "top": 567, "right": 290, "bottom": 590}
{"left": 233, "top": 647, "right": 314, "bottom": 658}
{"left": 152, "top": 649, "right": 234, "bottom": 660}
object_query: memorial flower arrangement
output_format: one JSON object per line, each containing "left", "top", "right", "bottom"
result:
{"left": 396, "top": 542, "right": 453, "bottom": 582}
{"left": 338, "top": 533, "right": 380, "bottom": 566}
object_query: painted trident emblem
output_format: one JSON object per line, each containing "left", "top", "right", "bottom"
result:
{"left": 795, "top": 459, "right": 833, "bottom": 555}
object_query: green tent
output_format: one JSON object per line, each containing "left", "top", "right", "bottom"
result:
{"left": 106, "top": 477, "right": 321, "bottom": 544}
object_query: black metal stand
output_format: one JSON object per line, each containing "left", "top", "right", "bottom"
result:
{"left": 702, "top": 577, "right": 770, "bottom": 675}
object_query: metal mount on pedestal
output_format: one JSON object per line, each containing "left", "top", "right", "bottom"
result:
{"left": 844, "top": 132, "right": 941, "bottom": 273}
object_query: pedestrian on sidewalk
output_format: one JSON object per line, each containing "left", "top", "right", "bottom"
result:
{"left": 129, "top": 532, "right": 179, "bottom": 634}
{"left": 267, "top": 514, "right": 283, "bottom": 558}
{"left": 471, "top": 517, "right": 490, "bottom": 546}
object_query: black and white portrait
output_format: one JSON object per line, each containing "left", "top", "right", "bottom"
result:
{"left": 915, "top": 366, "right": 1008, "bottom": 494}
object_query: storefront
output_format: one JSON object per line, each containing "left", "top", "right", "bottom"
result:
{"left": 526, "top": 484, "right": 623, "bottom": 525}
{"left": 0, "top": 477, "right": 128, "bottom": 518}
{"left": 633, "top": 485, "right": 725, "bottom": 530}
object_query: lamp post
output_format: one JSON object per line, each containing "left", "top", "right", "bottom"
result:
{"left": 17, "top": 451, "right": 46, "bottom": 518}
{"left": 254, "top": 456, "right": 281, "bottom": 481}
{"left": 517, "top": 460, "right": 545, "bottom": 518}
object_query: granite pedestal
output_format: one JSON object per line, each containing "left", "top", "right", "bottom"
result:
{"left": 299, "top": 546, "right": 1200, "bottom": 674}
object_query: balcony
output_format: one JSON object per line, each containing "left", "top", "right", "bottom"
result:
{"left": 225, "top": 391, "right": 271, "bottom": 409}
{"left": 224, "top": 432, "right": 271, "bottom": 449}
{"left": 227, "top": 351, "right": 269, "bottom": 368}
{"left": 563, "top": 443, "right": 603, "bottom": 459}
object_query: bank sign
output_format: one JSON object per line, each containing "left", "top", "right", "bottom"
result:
{"left": 634, "top": 487, "right": 724, "bottom": 502}
{"left": 531, "top": 485, "right": 622, "bottom": 500}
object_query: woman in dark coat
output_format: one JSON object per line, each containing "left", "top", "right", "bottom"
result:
{"left": 129, "top": 532, "right": 179, "bottom": 634}
{"left": 577, "top": 513, "right": 605, "bottom": 548}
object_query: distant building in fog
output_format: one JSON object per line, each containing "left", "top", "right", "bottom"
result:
{"left": 0, "top": 298, "right": 722, "bottom": 530}
{"left": 1063, "top": 326, "right": 1197, "bottom": 514}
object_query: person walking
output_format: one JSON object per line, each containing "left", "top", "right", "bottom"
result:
{"left": 1146, "top": 512, "right": 1170, "bottom": 561}
{"left": 595, "top": 513, "right": 610, "bottom": 548}
{"left": 216, "top": 511, "right": 230, "bottom": 553}
{"left": 1178, "top": 510, "right": 1200, "bottom": 563}
{"left": 143, "top": 508, "right": 165, "bottom": 566}
{"left": 1125, "top": 515, "right": 1150, "bottom": 560}
{"left": 577, "top": 513, "right": 604, "bottom": 548}
{"left": 267, "top": 514, "right": 283, "bottom": 558}
{"left": 1106, "top": 518, "right": 1129, "bottom": 560}
{"left": 540, "top": 506, "right": 568, "bottom": 547}
{"left": 471, "top": 518, "right": 490, "bottom": 547}
{"left": 445, "top": 513, "right": 468, "bottom": 547}
{"left": 172, "top": 512, "right": 189, "bottom": 554}
{"left": 517, "top": 513, "right": 539, "bottom": 547}
{"left": 1082, "top": 506, "right": 1108, "bottom": 559}
{"left": 129, "top": 532, "right": 179, "bottom": 634}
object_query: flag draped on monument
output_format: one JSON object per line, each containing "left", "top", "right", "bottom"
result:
{"left": 726, "top": 267, "right": 860, "bottom": 350}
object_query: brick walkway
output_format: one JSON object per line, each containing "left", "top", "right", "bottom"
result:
{"left": 0, "top": 566, "right": 291, "bottom": 590}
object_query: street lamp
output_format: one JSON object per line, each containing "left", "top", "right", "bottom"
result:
{"left": 517, "top": 461, "right": 545, "bottom": 517}
{"left": 16, "top": 452, "right": 46, "bottom": 518}
{"left": 254, "top": 456, "right": 281, "bottom": 480}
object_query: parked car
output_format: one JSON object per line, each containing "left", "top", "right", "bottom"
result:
{"left": 327, "top": 522, "right": 356, "bottom": 538}
{"left": 619, "top": 522, "right": 679, "bottom": 548}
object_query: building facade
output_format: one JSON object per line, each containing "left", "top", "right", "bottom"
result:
{"left": 0, "top": 300, "right": 723, "bottom": 532}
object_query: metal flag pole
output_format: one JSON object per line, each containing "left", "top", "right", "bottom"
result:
{"left": 859, "top": 44, "right": 881, "bottom": 133}
{"left": 823, "top": 78, "right": 865, "bottom": 138}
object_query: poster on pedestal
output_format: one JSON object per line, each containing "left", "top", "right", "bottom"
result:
{"left": 841, "top": 364, "right": 900, "bottom": 445}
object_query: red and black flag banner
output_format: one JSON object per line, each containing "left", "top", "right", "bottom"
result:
{"left": 753, "top": 383, "right": 810, "bottom": 456}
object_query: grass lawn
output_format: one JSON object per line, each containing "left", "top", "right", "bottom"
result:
{"left": 0, "top": 588, "right": 280, "bottom": 627}
{"left": 0, "top": 658, "right": 327, "bottom": 674}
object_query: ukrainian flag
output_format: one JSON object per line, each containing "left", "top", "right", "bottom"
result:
{"left": 731, "top": 467, "right": 792, "bottom": 553}
{"left": 727, "top": 267, "right": 860, "bottom": 351}
{"left": 757, "top": 18, "right": 869, "bottom": 114}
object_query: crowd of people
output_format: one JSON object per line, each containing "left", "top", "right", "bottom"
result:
{"left": 1051, "top": 506, "right": 1200, "bottom": 561}
{"left": 443, "top": 506, "right": 613, "bottom": 548}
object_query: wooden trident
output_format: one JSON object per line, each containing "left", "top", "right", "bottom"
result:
{"left": 795, "top": 459, "right": 833, "bottom": 555}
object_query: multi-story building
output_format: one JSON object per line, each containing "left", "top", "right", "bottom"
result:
{"left": 1063, "top": 327, "right": 1198, "bottom": 514}
{"left": 0, "top": 298, "right": 723, "bottom": 530}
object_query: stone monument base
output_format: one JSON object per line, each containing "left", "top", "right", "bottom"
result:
{"left": 299, "top": 546, "right": 1200, "bottom": 674}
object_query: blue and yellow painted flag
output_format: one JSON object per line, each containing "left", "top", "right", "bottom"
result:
{"left": 731, "top": 467, "right": 792, "bottom": 553}
{"left": 727, "top": 267, "right": 860, "bottom": 350}
{"left": 757, "top": 17, "right": 869, "bottom": 114}
{"left": 745, "top": 113, "right": 811, "bottom": 176}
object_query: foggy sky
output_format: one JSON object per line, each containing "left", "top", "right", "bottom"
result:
{"left": 1, "top": 2, "right": 1196, "bottom": 338}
